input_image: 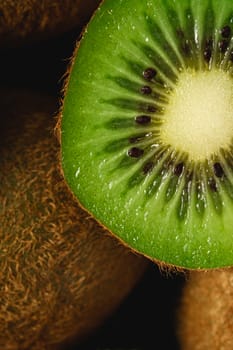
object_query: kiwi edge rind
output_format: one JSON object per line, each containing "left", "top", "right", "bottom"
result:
{"left": 0, "top": 89, "right": 148, "bottom": 350}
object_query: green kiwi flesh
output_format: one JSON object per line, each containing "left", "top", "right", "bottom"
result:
{"left": 61, "top": 0, "right": 233, "bottom": 269}
{"left": 0, "top": 90, "right": 147, "bottom": 350}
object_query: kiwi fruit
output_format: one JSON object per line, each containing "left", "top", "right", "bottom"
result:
{"left": 0, "top": 0, "right": 101, "bottom": 47}
{"left": 0, "top": 90, "right": 148, "bottom": 350}
{"left": 60, "top": 0, "right": 233, "bottom": 270}
{"left": 177, "top": 268, "right": 233, "bottom": 349}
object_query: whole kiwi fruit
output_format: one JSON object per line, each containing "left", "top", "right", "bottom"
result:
{"left": 0, "top": 90, "right": 148, "bottom": 350}
{"left": 60, "top": 0, "right": 233, "bottom": 270}
{"left": 0, "top": 0, "right": 101, "bottom": 47}
{"left": 177, "top": 268, "right": 233, "bottom": 350}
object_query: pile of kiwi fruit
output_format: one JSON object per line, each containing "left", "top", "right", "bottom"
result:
{"left": 0, "top": 89, "right": 149, "bottom": 350}
{"left": 0, "top": 2, "right": 148, "bottom": 350}
{"left": 1, "top": 0, "right": 233, "bottom": 349}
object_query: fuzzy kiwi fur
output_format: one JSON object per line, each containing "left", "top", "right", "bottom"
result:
{"left": 0, "top": 90, "right": 148, "bottom": 350}
{"left": 177, "top": 268, "right": 233, "bottom": 349}
{"left": 0, "top": 0, "right": 101, "bottom": 47}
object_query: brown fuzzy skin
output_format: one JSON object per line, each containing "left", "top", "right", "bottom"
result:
{"left": 0, "top": 90, "right": 148, "bottom": 350}
{"left": 0, "top": 0, "right": 101, "bottom": 47}
{"left": 177, "top": 268, "right": 233, "bottom": 350}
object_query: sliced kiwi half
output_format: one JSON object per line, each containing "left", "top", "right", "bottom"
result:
{"left": 61, "top": 0, "right": 233, "bottom": 270}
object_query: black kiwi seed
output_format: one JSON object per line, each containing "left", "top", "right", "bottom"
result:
{"left": 206, "top": 38, "right": 213, "bottom": 47}
{"left": 135, "top": 115, "right": 151, "bottom": 125}
{"left": 129, "top": 136, "right": 141, "bottom": 144}
{"left": 204, "top": 49, "right": 212, "bottom": 62}
{"left": 213, "top": 162, "right": 224, "bottom": 178}
{"left": 176, "top": 28, "right": 185, "bottom": 38}
{"left": 209, "top": 178, "right": 218, "bottom": 192}
{"left": 204, "top": 39, "right": 213, "bottom": 62}
{"left": 143, "top": 161, "right": 155, "bottom": 175}
{"left": 143, "top": 67, "right": 157, "bottom": 81}
{"left": 204, "top": 47, "right": 212, "bottom": 62}
{"left": 128, "top": 147, "right": 144, "bottom": 158}
{"left": 174, "top": 162, "right": 184, "bottom": 176}
{"left": 219, "top": 39, "right": 229, "bottom": 53}
{"left": 220, "top": 25, "right": 231, "bottom": 38}
{"left": 144, "top": 105, "right": 158, "bottom": 113}
{"left": 230, "top": 49, "right": 233, "bottom": 61}
{"left": 182, "top": 40, "right": 191, "bottom": 56}
{"left": 140, "top": 85, "right": 152, "bottom": 95}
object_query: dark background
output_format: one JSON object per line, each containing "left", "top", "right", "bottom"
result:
{"left": 0, "top": 27, "right": 186, "bottom": 350}
{"left": 76, "top": 262, "right": 186, "bottom": 350}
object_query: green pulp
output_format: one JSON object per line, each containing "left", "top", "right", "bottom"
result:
{"left": 62, "top": 0, "right": 233, "bottom": 269}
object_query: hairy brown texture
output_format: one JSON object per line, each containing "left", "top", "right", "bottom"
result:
{"left": 0, "top": 90, "right": 148, "bottom": 350}
{"left": 177, "top": 268, "right": 233, "bottom": 350}
{"left": 0, "top": 0, "right": 101, "bottom": 47}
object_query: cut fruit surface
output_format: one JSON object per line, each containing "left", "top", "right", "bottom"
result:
{"left": 61, "top": 0, "right": 233, "bottom": 269}
{"left": 160, "top": 69, "right": 233, "bottom": 161}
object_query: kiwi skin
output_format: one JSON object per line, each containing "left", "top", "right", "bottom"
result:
{"left": 0, "top": 90, "right": 148, "bottom": 350}
{"left": 177, "top": 268, "right": 233, "bottom": 350}
{"left": 0, "top": 0, "right": 101, "bottom": 47}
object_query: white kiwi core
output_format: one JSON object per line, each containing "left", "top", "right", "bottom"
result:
{"left": 160, "top": 69, "right": 233, "bottom": 162}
